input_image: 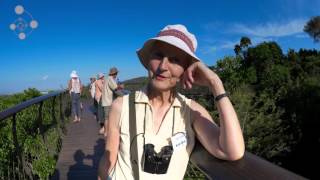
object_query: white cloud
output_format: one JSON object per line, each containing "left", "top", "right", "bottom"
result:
{"left": 42, "top": 75, "right": 48, "bottom": 80}
{"left": 250, "top": 37, "right": 274, "bottom": 44}
{"left": 199, "top": 46, "right": 217, "bottom": 54}
{"left": 295, "top": 33, "right": 309, "bottom": 38}
{"left": 200, "top": 18, "right": 308, "bottom": 56}
{"left": 221, "top": 37, "right": 272, "bottom": 50}
{"left": 200, "top": 36, "right": 274, "bottom": 55}
{"left": 231, "top": 19, "right": 307, "bottom": 37}
{"left": 219, "top": 40, "right": 239, "bottom": 49}
{"left": 199, "top": 40, "right": 239, "bottom": 54}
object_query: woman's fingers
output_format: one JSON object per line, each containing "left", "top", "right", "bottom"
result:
{"left": 187, "top": 69, "right": 194, "bottom": 83}
{"left": 181, "top": 72, "right": 191, "bottom": 89}
{"left": 186, "top": 80, "right": 193, "bottom": 89}
{"left": 182, "top": 74, "right": 193, "bottom": 89}
{"left": 181, "top": 63, "right": 202, "bottom": 89}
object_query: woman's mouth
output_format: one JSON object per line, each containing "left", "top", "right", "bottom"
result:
{"left": 155, "top": 74, "right": 167, "bottom": 80}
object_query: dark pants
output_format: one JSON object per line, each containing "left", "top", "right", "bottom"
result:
{"left": 97, "top": 98, "right": 104, "bottom": 126}
{"left": 93, "top": 98, "right": 98, "bottom": 115}
{"left": 71, "top": 92, "right": 81, "bottom": 118}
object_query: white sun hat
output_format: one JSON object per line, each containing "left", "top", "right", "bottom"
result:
{"left": 70, "top": 70, "right": 78, "bottom": 78}
{"left": 137, "top": 24, "right": 201, "bottom": 69}
{"left": 98, "top": 73, "right": 104, "bottom": 79}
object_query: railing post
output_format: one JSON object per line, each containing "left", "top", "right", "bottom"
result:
{"left": 11, "top": 114, "right": 24, "bottom": 180}
{"left": 59, "top": 93, "right": 67, "bottom": 134}
{"left": 59, "top": 94, "right": 64, "bottom": 124}
{"left": 52, "top": 96, "right": 57, "bottom": 125}
{"left": 38, "top": 102, "right": 46, "bottom": 145}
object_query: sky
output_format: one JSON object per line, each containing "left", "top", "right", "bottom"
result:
{"left": 0, "top": 0, "right": 319, "bottom": 94}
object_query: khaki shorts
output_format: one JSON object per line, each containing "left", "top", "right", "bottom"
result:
{"left": 104, "top": 106, "right": 111, "bottom": 121}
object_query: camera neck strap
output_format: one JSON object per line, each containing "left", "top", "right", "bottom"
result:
{"left": 129, "top": 92, "right": 140, "bottom": 180}
{"left": 142, "top": 105, "right": 176, "bottom": 139}
{"left": 129, "top": 91, "right": 178, "bottom": 179}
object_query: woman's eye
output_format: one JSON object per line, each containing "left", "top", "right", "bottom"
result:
{"left": 151, "top": 52, "right": 164, "bottom": 59}
{"left": 169, "top": 57, "right": 180, "bottom": 64}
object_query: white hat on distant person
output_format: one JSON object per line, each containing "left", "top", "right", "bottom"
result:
{"left": 137, "top": 24, "right": 201, "bottom": 69}
{"left": 98, "top": 73, "right": 104, "bottom": 79}
{"left": 70, "top": 70, "right": 78, "bottom": 78}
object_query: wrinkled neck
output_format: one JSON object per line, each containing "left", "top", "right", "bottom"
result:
{"left": 147, "top": 83, "right": 176, "bottom": 107}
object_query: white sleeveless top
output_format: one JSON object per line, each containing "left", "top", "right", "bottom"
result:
{"left": 70, "top": 79, "right": 81, "bottom": 93}
{"left": 111, "top": 90, "right": 195, "bottom": 180}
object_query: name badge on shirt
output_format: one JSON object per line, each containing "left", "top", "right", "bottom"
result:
{"left": 171, "top": 133, "right": 187, "bottom": 151}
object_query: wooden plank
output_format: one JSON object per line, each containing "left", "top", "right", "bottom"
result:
{"left": 51, "top": 100, "right": 105, "bottom": 180}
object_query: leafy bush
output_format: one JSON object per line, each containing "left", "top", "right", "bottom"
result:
{"left": 0, "top": 89, "right": 70, "bottom": 179}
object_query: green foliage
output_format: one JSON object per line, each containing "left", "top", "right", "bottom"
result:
{"left": 194, "top": 39, "right": 320, "bottom": 178}
{"left": 234, "top": 44, "right": 241, "bottom": 56}
{"left": 240, "top": 37, "right": 252, "bottom": 48}
{"left": 0, "top": 89, "right": 69, "bottom": 179}
{"left": 24, "top": 134, "right": 56, "bottom": 179}
{"left": 234, "top": 36, "right": 252, "bottom": 58}
{"left": 304, "top": 16, "right": 320, "bottom": 42}
{"left": 215, "top": 56, "right": 243, "bottom": 91}
{"left": 124, "top": 76, "right": 149, "bottom": 92}
{"left": 184, "top": 162, "right": 206, "bottom": 179}
{"left": 0, "top": 88, "right": 41, "bottom": 111}
{"left": 246, "top": 42, "right": 284, "bottom": 81}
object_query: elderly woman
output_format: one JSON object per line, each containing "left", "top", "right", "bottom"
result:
{"left": 99, "top": 24, "right": 245, "bottom": 180}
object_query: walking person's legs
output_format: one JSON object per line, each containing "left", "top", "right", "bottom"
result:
{"left": 93, "top": 98, "right": 98, "bottom": 120}
{"left": 75, "top": 93, "right": 81, "bottom": 122}
{"left": 97, "top": 99, "right": 105, "bottom": 134}
{"left": 103, "top": 106, "right": 111, "bottom": 136}
{"left": 71, "top": 92, "right": 78, "bottom": 122}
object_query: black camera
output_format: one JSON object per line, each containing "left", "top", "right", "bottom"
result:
{"left": 142, "top": 143, "right": 173, "bottom": 174}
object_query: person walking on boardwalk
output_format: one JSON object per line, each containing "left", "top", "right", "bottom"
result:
{"left": 68, "top": 70, "right": 83, "bottom": 123}
{"left": 95, "top": 73, "right": 105, "bottom": 132}
{"left": 98, "top": 24, "right": 245, "bottom": 179}
{"left": 100, "top": 67, "right": 119, "bottom": 135}
{"left": 89, "top": 76, "right": 98, "bottom": 119}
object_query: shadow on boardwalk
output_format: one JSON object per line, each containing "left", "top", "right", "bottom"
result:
{"left": 52, "top": 136, "right": 104, "bottom": 180}
{"left": 51, "top": 101, "right": 105, "bottom": 180}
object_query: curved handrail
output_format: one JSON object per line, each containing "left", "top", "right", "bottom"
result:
{"left": 190, "top": 141, "right": 307, "bottom": 180}
{"left": 0, "top": 90, "right": 68, "bottom": 179}
{"left": 0, "top": 90, "right": 65, "bottom": 121}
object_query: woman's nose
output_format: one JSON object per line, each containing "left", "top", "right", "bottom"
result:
{"left": 159, "top": 57, "right": 169, "bottom": 70}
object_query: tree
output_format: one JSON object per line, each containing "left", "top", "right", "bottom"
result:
{"left": 215, "top": 56, "right": 245, "bottom": 91}
{"left": 240, "top": 36, "right": 252, "bottom": 48}
{"left": 234, "top": 37, "right": 252, "bottom": 58}
{"left": 234, "top": 44, "right": 241, "bottom": 56}
{"left": 304, "top": 16, "right": 320, "bottom": 42}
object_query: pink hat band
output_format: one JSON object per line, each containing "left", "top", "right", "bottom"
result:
{"left": 157, "top": 29, "right": 195, "bottom": 53}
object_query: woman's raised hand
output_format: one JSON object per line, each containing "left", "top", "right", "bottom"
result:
{"left": 181, "top": 62, "right": 215, "bottom": 88}
{"left": 181, "top": 62, "right": 225, "bottom": 96}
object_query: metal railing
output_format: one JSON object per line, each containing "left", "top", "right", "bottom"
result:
{"left": 190, "top": 141, "right": 307, "bottom": 180}
{"left": 0, "top": 90, "right": 70, "bottom": 179}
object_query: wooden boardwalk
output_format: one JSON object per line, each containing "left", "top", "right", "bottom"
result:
{"left": 51, "top": 101, "right": 105, "bottom": 180}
